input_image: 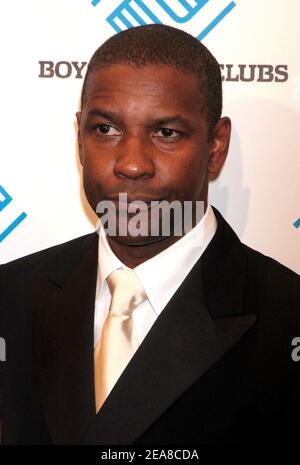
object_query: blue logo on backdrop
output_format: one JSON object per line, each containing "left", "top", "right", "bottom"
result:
{"left": 294, "top": 218, "right": 300, "bottom": 229}
{"left": 91, "top": 0, "right": 236, "bottom": 41}
{"left": 0, "top": 185, "right": 27, "bottom": 243}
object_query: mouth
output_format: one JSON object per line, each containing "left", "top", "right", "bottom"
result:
{"left": 105, "top": 194, "right": 165, "bottom": 212}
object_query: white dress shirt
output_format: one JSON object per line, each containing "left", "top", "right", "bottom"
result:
{"left": 94, "top": 203, "right": 217, "bottom": 347}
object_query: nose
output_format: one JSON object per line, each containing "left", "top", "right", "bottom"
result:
{"left": 113, "top": 136, "right": 155, "bottom": 180}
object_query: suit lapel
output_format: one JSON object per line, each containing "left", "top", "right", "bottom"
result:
{"left": 201, "top": 207, "right": 251, "bottom": 318}
{"left": 32, "top": 233, "right": 98, "bottom": 445}
{"left": 82, "top": 210, "right": 256, "bottom": 444}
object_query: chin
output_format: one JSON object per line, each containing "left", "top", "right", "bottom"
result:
{"left": 107, "top": 233, "right": 169, "bottom": 248}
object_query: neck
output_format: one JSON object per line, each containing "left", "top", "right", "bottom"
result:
{"left": 106, "top": 234, "right": 181, "bottom": 268}
{"left": 105, "top": 199, "right": 208, "bottom": 268}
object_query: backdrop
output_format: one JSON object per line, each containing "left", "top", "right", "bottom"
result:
{"left": 1, "top": 0, "right": 299, "bottom": 274}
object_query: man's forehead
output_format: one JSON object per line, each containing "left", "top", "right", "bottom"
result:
{"left": 87, "top": 63, "right": 199, "bottom": 87}
{"left": 83, "top": 64, "right": 204, "bottom": 111}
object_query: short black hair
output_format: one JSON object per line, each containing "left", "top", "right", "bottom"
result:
{"left": 81, "top": 24, "right": 222, "bottom": 134}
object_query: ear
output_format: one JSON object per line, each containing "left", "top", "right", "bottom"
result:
{"left": 76, "top": 111, "right": 83, "bottom": 166}
{"left": 207, "top": 117, "right": 231, "bottom": 175}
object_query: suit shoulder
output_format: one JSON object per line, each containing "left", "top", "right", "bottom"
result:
{"left": 243, "top": 243, "right": 299, "bottom": 279}
{"left": 242, "top": 243, "right": 300, "bottom": 305}
{"left": 0, "top": 232, "right": 97, "bottom": 277}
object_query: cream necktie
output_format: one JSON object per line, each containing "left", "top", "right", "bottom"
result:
{"left": 94, "top": 269, "right": 146, "bottom": 413}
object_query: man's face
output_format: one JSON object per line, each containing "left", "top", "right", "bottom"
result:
{"left": 77, "top": 64, "right": 229, "bottom": 246}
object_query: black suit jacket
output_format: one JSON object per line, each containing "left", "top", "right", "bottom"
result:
{"left": 0, "top": 208, "right": 300, "bottom": 445}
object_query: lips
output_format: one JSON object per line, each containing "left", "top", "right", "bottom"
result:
{"left": 105, "top": 194, "right": 164, "bottom": 213}
{"left": 107, "top": 195, "right": 161, "bottom": 202}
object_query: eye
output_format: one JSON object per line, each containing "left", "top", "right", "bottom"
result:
{"left": 153, "top": 128, "right": 180, "bottom": 138}
{"left": 95, "top": 124, "right": 121, "bottom": 136}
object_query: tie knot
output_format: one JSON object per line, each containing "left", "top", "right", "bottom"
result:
{"left": 107, "top": 269, "right": 146, "bottom": 315}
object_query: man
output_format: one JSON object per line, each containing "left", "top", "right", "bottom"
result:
{"left": 0, "top": 24, "right": 299, "bottom": 445}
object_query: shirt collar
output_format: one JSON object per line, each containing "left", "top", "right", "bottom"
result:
{"left": 97, "top": 203, "right": 217, "bottom": 312}
{"left": 134, "top": 203, "right": 217, "bottom": 314}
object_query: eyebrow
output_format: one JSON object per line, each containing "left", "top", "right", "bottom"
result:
{"left": 147, "top": 115, "right": 193, "bottom": 130}
{"left": 87, "top": 109, "right": 122, "bottom": 125}
{"left": 87, "top": 108, "right": 194, "bottom": 130}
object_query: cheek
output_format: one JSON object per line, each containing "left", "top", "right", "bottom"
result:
{"left": 81, "top": 149, "right": 111, "bottom": 207}
{"left": 81, "top": 167, "right": 99, "bottom": 211}
{"left": 165, "top": 149, "right": 209, "bottom": 198}
{"left": 81, "top": 142, "right": 111, "bottom": 183}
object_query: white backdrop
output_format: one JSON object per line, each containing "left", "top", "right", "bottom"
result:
{"left": 1, "top": 0, "right": 299, "bottom": 274}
